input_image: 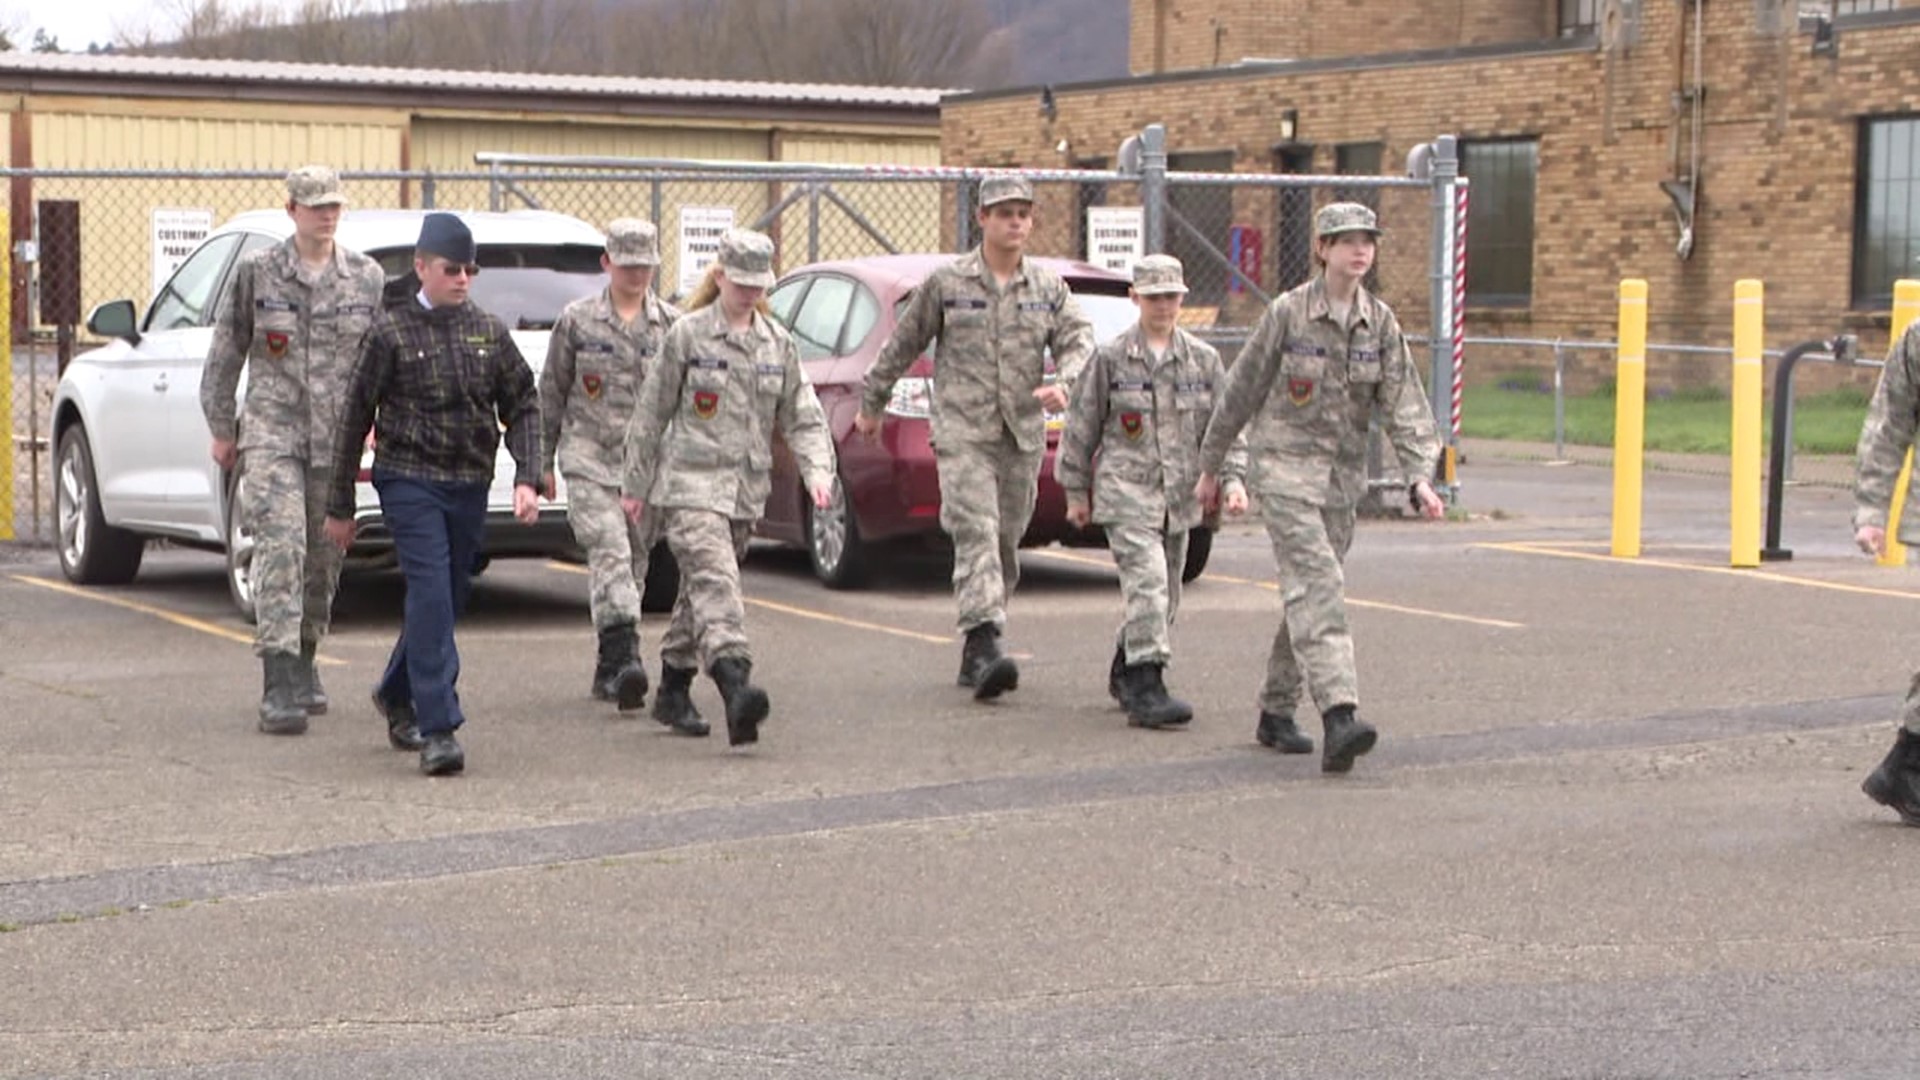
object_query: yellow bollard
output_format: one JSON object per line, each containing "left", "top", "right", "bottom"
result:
{"left": 1730, "top": 280, "right": 1763, "bottom": 567}
{"left": 1879, "top": 280, "right": 1920, "bottom": 566}
{"left": 0, "top": 208, "right": 12, "bottom": 543}
{"left": 1611, "top": 279, "right": 1648, "bottom": 558}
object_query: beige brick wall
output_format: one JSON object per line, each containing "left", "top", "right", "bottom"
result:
{"left": 1131, "top": 0, "right": 1556, "bottom": 74}
{"left": 973, "top": 3, "right": 1920, "bottom": 393}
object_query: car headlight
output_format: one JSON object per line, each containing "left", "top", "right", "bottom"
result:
{"left": 885, "top": 376, "right": 934, "bottom": 420}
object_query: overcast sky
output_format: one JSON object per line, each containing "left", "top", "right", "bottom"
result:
{"left": 14, "top": 0, "right": 305, "bottom": 51}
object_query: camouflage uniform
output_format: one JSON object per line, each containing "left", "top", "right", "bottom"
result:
{"left": 860, "top": 174, "right": 1094, "bottom": 695}
{"left": 541, "top": 220, "right": 679, "bottom": 633}
{"left": 1054, "top": 259, "right": 1246, "bottom": 670}
{"left": 1852, "top": 321, "right": 1920, "bottom": 824}
{"left": 1199, "top": 204, "right": 1439, "bottom": 758}
{"left": 622, "top": 230, "right": 835, "bottom": 744}
{"left": 200, "top": 166, "right": 384, "bottom": 728}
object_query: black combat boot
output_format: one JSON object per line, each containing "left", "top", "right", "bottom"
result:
{"left": 651, "top": 663, "right": 710, "bottom": 737}
{"left": 1108, "top": 642, "right": 1127, "bottom": 703}
{"left": 957, "top": 624, "right": 1019, "bottom": 701}
{"left": 1320, "top": 704, "right": 1377, "bottom": 774}
{"left": 295, "top": 640, "right": 329, "bottom": 715}
{"left": 1256, "top": 711, "right": 1315, "bottom": 754}
{"left": 1120, "top": 663, "right": 1193, "bottom": 729}
{"left": 1862, "top": 727, "right": 1920, "bottom": 826}
{"left": 257, "top": 652, "right": 309, "bottom": 735}
{"left": 592, "top": 622, "right": 649, "bottom": 711}
{"left": 419, "top": 731, "right": 465, "bottom": 776}
{"left": 709, "top": 656, "right": 770, "bottom": 747}
{"left": 371, "top": 690, "right": 427, "bottom": 751}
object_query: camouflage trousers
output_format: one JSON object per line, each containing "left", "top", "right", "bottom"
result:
{"left": 936, "top": 433, "right": 1044, "bottom": 633}
{"left": 1258, "top": 497, "right": 1359, "bottom": 717}
{"left": 1107, "top": 521, "right": 1189, "bottom": 666}
{"left": 566, "top": 478, "right": 652, "bottom": 631}
{"left": 657, "top": 508, "right": 754, "bottom": 671}
{"left": 1902, "top": 670, "right": 1920, "bottom": 734}
{"left": 241, "top": 450, "right": 344, "bottom": 657}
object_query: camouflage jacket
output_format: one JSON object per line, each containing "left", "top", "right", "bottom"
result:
{"left": 1854, "top": 321, "right": 1920, "bottom": 537}
{"left": 621, "top": 303, "right": 835, "bottom": 521}
{"left": 1054, "top": 325, "right": 1247, "bottom": 529}
{"left": 540, "top": 288, "right": 680, "bottom": 486}
{"left": 860, "top": 248, "right": 1094, "bottom": 453}
{"left": 199, "top": 237, "right": 385, "bottom": 463}
{"left": 1199, "top": 276, "right": 1438, "bottom": 507}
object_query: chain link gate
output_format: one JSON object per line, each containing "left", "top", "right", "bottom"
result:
{"left": 2, "top": 131, "right": 1465, "bottom": 543}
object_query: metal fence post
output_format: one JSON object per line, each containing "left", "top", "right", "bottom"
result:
{"left": 1552, "top": 338, "right": 1567, "bottom": 463}
{"left": 420, "top": 171, "right": 436, "bottom": 210}
{"left": 0, "top": 208, "right": 10, "bottom": 542}
{"left": 807, "top": 181, "right": 821, "bottom": 264}
{"left": 486, "top": 160, "right": 501, "bottom": 213}
{"left": 1427, "top": 134, "right": 1459, "bottom": 476}
{"left": 1139, "top": 123, "right": 1167, "bottom": 255}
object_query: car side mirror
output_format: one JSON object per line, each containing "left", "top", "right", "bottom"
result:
{"left": 86, "top": 299, "right": 140, "bottom": 343}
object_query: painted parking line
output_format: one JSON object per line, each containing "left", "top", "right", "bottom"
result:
{"left": 1027, "top": 547, "right": 1525, "bottom": 629}
{"left": 9, "top": 574, "right": 350, "bottom": 664}
{"left": 1474, "top": 539, "right": 1920, "bottom": 602}
{"left": 544, "top": 560, "right": 951, "bottom": 645}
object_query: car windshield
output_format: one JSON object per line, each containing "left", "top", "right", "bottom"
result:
{"left": 369, "top": 243, "right": 608, "bottom": 329}
{"left": 1073, "top": 291, "right": 1139, "bottom": 343}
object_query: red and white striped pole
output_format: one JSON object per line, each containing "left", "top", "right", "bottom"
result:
{"left": 1450, "top": 182, "right": 1469, "bottom": 452}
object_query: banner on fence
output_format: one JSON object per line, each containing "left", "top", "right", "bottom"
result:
{"left": 677, "top": 206, "right": 736, "bottom": 296}
{"left": 1085, "top": 207, "right": 1144, "bottom": 275}
{"left": 150, "top": 208, "right": 214, "bottom": 298}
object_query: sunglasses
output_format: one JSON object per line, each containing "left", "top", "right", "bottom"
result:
{"left": 436, "top": 261, "right": 480, "bottom": 278}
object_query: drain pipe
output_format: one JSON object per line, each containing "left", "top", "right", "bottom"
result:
{"left": 1762, "top": 335, "right": 1856, "bottom": 561}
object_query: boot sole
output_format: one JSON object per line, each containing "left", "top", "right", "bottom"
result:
{"left": 1322, "top": 728, "right": 1378, "bottom": 774}
{"left": 1257, "top": 731, "right": 1315, "bottom": 754}
{"left": 726, "top": 689, "right": 770, "bottom": 746}
{"left": 973, "top": 658, "right": 1020, "bottom": 701}
{"left": 303, "top": 700, "right": 329, "bottom": 716}
{"left": 1861, "top": 771, "right": 1920, "bottom": 824}
{"left": 257, "top": 716, "right": 309, "bottom": 736}
{"left": 614, "top": 669, "right": 649, "bottom": 712}
{"left": 420, "top": 753, "right": 465, "bottom": 776}
{"left": 652, "top": 704, "right": 711, "bottom": 737}
{"left": 1128, "top": 711, "right": 1192, "bottom": 730}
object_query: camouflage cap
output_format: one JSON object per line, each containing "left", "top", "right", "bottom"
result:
{"left": 604, "top": 218, "right": 661, "bottom": 267}
{"left": 1130, "top": 254, "right": 1188, "bottom": 296}
{"left": 285, "top": 165, "right": 347, "bottom": 208}
{"left": 979, "top": 174, "right": 1035, "bottom": 208}
{"left": 1315, "top": 201, "right": 1382, "bottom": 239}
{"left": 716, "top": 228, "right": 777, "bottom": 288}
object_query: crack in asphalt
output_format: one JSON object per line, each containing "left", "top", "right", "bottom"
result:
{"left": 0, "top": 693, "right": 1896, "bottom": 928}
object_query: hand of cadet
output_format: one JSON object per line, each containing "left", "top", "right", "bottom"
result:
{"left": 1857, "top": 524, "right": 1888, "bottom": 557}
{"left": 1223, "top": 488, "right": 1249, "bottom": 517}
{"left": 323, "top": 515, "right": 356, "bottom": 552}
{"left": 1412, "top": 478, "right": 1447, "bottom": 521}
{"left": 540, "top": 471, "right": 556, "bottom": 500}
{"left": 1194, "top": 472, "right": 1219, "bottom": 513}
{"left": 1032, "top": 383, "right": 1069, "bottom": 413}
{"left": 811, "top": 482, "right": 835, "bottom": 511}
{"left": 1065, "top": 493, "right": 1091, "bottom": 529}
{"left": 853, "top": 409, "right": 883, "bottom": 443}
{"left": 622, "top": 495, "right": 646, "bottom": 525}
{"left": 513, "top": 483, "right": 540, "bottom": 524}
{"left": 210, "top": 438, "right": 238, "bottom": 472}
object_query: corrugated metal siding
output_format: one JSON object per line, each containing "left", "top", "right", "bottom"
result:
{"left": 414, "top": 118, "right": 779, "bottom": 297}
{"left": 774, "top": 133, "right": 943, "bottom": 258}
{"left": 25, "top": 110, "right": 405, "bottom": 320}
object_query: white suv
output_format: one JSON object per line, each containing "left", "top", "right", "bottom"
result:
{"left": 50, "top": 208, "right": 675, "bottom": 616}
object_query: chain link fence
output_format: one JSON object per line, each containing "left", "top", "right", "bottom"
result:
{"left": 3, "top": 135, "right": 1465, "bottom": 543}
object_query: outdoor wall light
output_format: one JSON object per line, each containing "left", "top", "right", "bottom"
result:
{"left": 1278, "top": 108, "right": 1299, "bottom": 142}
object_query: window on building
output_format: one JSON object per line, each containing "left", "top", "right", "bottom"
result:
{"left": 1461, "top": 138, "right": 1538, "bottom": 307}
{"left": 1559, "top": 0, "right": 1600, "bottom": 37}
{"left": 1167, "top": 150, "right": 1236, "bottom": 305}
{"left": 1854, "top": 116, "right": 1920, "bottom": 309}
{"left": 1836, "top": 1, "right": 1899, "bottom": 15}
{"left": 1334, "top": 143, "right": 1384, "bottom": 209}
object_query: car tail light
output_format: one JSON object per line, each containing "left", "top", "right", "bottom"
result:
{"left": 885, "top": 376, "right": 934, "bottom": 419}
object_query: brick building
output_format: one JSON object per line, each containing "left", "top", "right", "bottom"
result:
{"left": 947, "top": 0, "right": 1920, "bottom": 390}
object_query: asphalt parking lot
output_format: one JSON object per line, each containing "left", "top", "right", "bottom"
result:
{"left": 3, "top": 456, "right": 1919, "bottom": 1078}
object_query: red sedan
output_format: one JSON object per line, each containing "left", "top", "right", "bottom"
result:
{"left": 756, "top": 254, "right": 1216, "bottom": 588}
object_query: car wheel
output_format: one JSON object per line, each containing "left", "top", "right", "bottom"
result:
{"left": 224, "top": 472, "right": 258, "bottom": 623}
{"left": 1181, "top": 525, "right": 1213, "bottom": 584}
{"left": 54, "top": 427, "right": 144, "bottom": 585}
{"left": 805, "top": 477, "right": 867, "bottom": 589}
{"left": 641, "top": 539, "right": 678, "bottom": 613}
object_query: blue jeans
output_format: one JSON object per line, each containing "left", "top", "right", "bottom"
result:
{"left": 371, "top": 471, "right": 488, "bottom": 736}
